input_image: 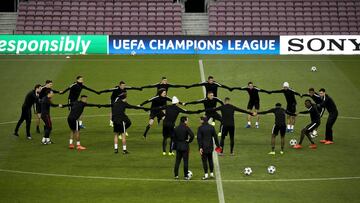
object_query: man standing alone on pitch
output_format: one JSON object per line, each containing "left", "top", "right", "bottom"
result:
{"left": 14, "top": 84, "right": 41, "bottom": 139}
{"left": 197, "top": 116, "right": 220, "bottom": 180}
{"left": 318, "top": 88, "right": 338, "bottom": 145}
{"left": 173, "top": 116, "right": 194, "bottom": 180}
{"left": 269, "top": 82, "right": 301, "bottom": 133}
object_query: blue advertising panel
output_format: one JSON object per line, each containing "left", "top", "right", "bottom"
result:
{"left": 108, "top": 36, "right": 280, "bottom": 55}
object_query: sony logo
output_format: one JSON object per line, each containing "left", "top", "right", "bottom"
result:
{"left": 287, "top": 37, "right": 360, "bottom": 52}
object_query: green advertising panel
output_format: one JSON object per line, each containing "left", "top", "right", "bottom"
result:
{"left": 0, "top": 35, "right": 107, "bottom": 54}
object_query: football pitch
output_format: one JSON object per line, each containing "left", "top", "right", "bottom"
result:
{"left": 0, "top": 54, "right": 359, "bottom": 203}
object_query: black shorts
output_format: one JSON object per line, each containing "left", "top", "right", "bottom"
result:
{"left": 113, "top": 119, "right": 131, "bottom": 134}
{"left": 162, "top": 124, "right": 175, "bottom": 138}
{"left": 286, "top": 103, "right": 296, "bottom": 114}
{"left": 150, "top": 110, "right": 165, "bottom": 122}
{"left": 35, "top": 102, "right": 41, "bottom": 114}
{"left": 304, "top": 122, "right": 320, "bottom": 134}
{"left": 67, "top": 118, "right": 80, "bottom": 131}
{"left": 272, "top": 125, "right": 286, "bottom": 136}
{"left": 205, "top": 111, "right": 222, "bottom": 122}
{"left": 247, "top": 100, "right": 260, "bottom": 110}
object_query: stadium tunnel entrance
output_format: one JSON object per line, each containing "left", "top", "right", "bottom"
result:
{"left": 184, "top": 0, "right": 206, "bottom": 13}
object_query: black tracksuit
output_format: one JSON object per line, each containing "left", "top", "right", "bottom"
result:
{"left": 63, "top": 101, "right": 100, "bottom": 131}
{"left": 62, "top": 82, "right": 98, "bottom": 103}
{"left": 298, "top": 104, "right": 321, "bottom": 144}
{"left": 257, "top": 107, "right": 295, "bottom": 136}
{"left": 103, "top": 99, "right": 148, "bottom": 134}
{"left": 40, "top": 97, "right": 59, "bottom": 138}
{"left": 197, "top": 123, "right": 220, "bottom": 174}
{"left": 187, "top": 81, "right": 231, "bottom": 97}
{"left": 160, "top": 105, "right": 200, "bottom": 153}
{"left": 141, "top": 83, "right": 187, "bottom": 93}
{"left": 232, "top": 86, "right": 270, "bottom": 110}
{"left": 140, "top": 96, "right": 172, "bottom": 121}
{"left": 14, "top": 90, "right": 38, "bottom": 137}
{"left": 270, "top": 88, "right": 301, "bottom": 113}
{"left": 213, "top": 104, "right": 252, "bottom": 153}
{"left": 319, "top": 94, "right": 338, "bottom": 141}
{"left": 173, "top": 123, "right": 194, "bottom": 177}
{"left": 100, "top": 86, "right": 142, "bottom": 104}
{"left": 35, "top": 87, "right": 59, "bottom": 113}
{"left": 302, "top": 92, "right": 325, "bottom": 116}
{"left": 186, "top": 97, "right": 224, "bottom": 123}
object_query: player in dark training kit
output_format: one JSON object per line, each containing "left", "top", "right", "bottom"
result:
{"left": 257, "top": 103, "right": 296, "bottom": 155}
{"left": 173, "top": 116, "right": 194, "bottom": 180}
{"left": 14, "top": 84, "right": 42, "bottom": 139}
{"left": 141, "top": 77, "right": 187, "bottom": 94}
{"left": 185, "top": 91, "right": 224, "bottom": 135}
{"left": 231, "top": 82, "right": 270, "bottom": 128}
{"left": 140, "top": 88, "right": 175, "bottom": 138}
{"left": 212, "top": 97, "right": 253, "bottom": 155}
{"left": 318, "top": 88, "right": 338, "bottom": 145}
{"left": 293, "top": 100, "right": 320, "bottom": 149}
{"left": 99, "top": 81, "right": 142, "bottom": 127}
{"left": 35, "top": 80, "right": 62, "bottom": 133}
{"left": 62, "top": 95, "right": 102, "bottom": 150}
{"left": 155, "top": 96, "right": 202, "bottom": 156}
{"left": 269, "top": 82, "right": 301, "bottom": 133}
{"left": 302, "top": 88, "right": 325, "bottom": 116}
{"left": 186, "top": 76, "right": 231, "bottom": 97}
{"left": 197, "top": 116, "right": 220, "bottom": 180}
{"left": 40, "top": 90, "right": 62, "bottom": 145}
{"left": 102, "top": 94, "right": 149, "bottom": 154}
{"left": 61, "top": 76, "right": 99, "bottom": 128}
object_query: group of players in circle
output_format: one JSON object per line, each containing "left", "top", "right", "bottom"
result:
{"left": 13, "top": 75, "right": 338, "bottom": 180}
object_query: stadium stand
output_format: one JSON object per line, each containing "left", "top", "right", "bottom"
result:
{"left": 15, "top": 0, "right": 183, "bottom": 35}
{"left": 14, "top": 0, "right": 360, "bottom": 36}
{"left": 209, "top": 0, "right": 360, "bottom": 36}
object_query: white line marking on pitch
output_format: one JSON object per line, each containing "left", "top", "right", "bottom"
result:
{"left": 199, "top": 59, "right": 226, "bottom": 203}
{"left": 1, "top": 112, "right": 359, "bottom": 126}
{"left": 0, "top": 168, "right": 359, "bottom": 183}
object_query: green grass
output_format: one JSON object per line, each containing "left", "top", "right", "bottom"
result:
{"left": 0, "top": 55, "right": 359, "bottom": 203}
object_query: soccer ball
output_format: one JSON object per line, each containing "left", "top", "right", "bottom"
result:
{"left": 243, "top": 167, "right": 252, "bottom": 176}
{"left": 310, "top": 130, "right": 318, "bottom": 138}
{"left": 131, "top": 50, "right": 136, "bottom": 56}
{"left": 267, "top": 166, "right": 276, "bottom": 174}
{"left": 311, "top": 66, "right": 317, "bottom": 72}
{"left": 187, "top": 170, "right": 193, "bottom": 178}
{"left": 289, "top": 139, "right": 297, "bottom": 146}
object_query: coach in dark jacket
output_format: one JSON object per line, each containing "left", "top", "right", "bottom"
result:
{"left": 173, "top": 116, "right": 194, "bottom": 180}
{"left": 197, "top": 116, "right": 220, "bottom": 180}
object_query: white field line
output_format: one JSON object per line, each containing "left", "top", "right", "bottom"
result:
{"left": 0, "top": 168, "right": 359, "bottom": 183}
{"left": 1, "top": 112, "right": 359, "bottom": 126}
{"left": 199, "top": 59, "right": 226, "bottom": 203}
{"left": 1, "top": 58, "right": 360, "bottom": 62}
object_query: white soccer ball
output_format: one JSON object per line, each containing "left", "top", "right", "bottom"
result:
{"left": 267, "top": 166, "right": 276, "bottom": 174}
{"left": 131, "top": 50, "right": 136, "bottom": 56}
{"left": 243, "top": 167, "right": 252, "bottom": 176}
{"left": 289, "top": 139, "right": 297, "bottom": 146}
{"left": 310, "top": 130, "right": 318, "bottom": 138}
{"left": 311, "top": 66, "right": 317, "bottom": 72}
{"left": 187, "top": 170, "right": 193, "bottom": 178}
